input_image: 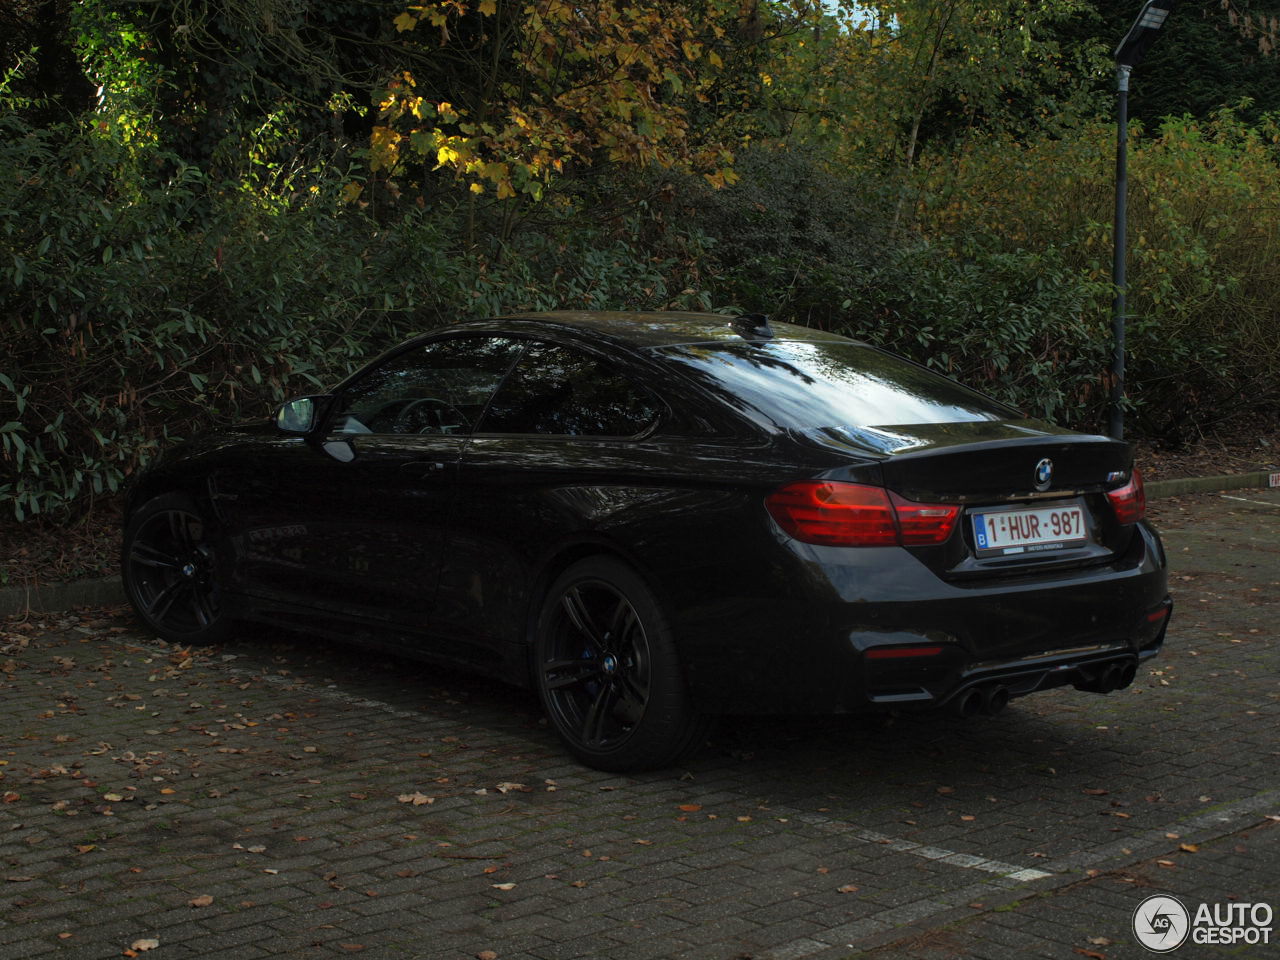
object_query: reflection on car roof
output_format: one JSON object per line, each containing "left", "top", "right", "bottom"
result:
{"left": 434, "top": 311, "right": 859, "bottom": 350}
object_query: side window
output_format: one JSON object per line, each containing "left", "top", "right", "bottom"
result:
{"left": 330, "top": 336, "right": 522, "bottom": 435}
{"left": 479, "top": 342, "right": 660, "bottom": 437}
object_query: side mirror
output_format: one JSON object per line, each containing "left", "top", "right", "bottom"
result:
{"left": 276, "top": 396, "right": 326, "bottom": 434}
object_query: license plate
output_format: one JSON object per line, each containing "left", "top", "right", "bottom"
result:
{"left": 971, "top": 504, "right": 1088, "bottom": 556}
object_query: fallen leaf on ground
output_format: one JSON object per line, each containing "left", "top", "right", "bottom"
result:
{"left": 678, "top": 804, "right": 702, "bottom": 812}
{"left": 1073, "top": 950, "right": 1105, "bottom": 959}
{"left": 477, "top": 952, "right": 498, "bottom": 960}
{"left": 1082, "top": 788, "right": 1108, "bottom": 796}
{"left": 1179, "top": 843, "right": 1199, "bottom": 853}
{"left": 397, "top": 792, "right": 435, "bottom": 806}
{"left": 491, "top": 882, "right": 516, "bottom": 891}
{"left": 130, "top": 939, "right": 159, "bottom": 952}
{"left": 837, "top": 884, "right": 859, "bottom": 894}
{"left": 188, "top": 895, "right": 213, "bottom": 908}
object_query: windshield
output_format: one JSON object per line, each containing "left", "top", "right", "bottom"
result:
{"left": 654, "top": 340, "right": 1019, "bottom": 435}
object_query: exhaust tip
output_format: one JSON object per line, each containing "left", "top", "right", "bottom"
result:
{"left": 1073, "top": 659, "right": 1139, "bottom": 694}
{"left": 981, "top": 684, "right": 1010, "bottom": 716}
{"left": 952, "top": 687, "right": 983, "bottom": 718}
{"left": 1101, "top": 664, "right": 1122, "bottom": 692}
{"left": 1116, "top": 661, "right": 1138, "bottom": 690}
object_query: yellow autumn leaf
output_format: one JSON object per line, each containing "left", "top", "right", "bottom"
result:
{"left": 469, "top": 182, "right": 485, "bottom": 194}
{"left": 393, "top": 12, "right": 417, "bottom": 31}
{"left": 481, "top": 161, "right": 510, "bottom": 182}
{"left": 369, "top": 126, "right": 401, "bottom": 172}
{"left": 478, "top": 0, "right": 496, "bottom": 14}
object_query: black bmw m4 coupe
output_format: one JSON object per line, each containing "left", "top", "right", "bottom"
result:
{"left": 123, "top": 312, "right": 1171, "bottom": 771}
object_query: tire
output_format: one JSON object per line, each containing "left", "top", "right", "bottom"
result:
{"left": 534, "top": 556, "right": 706, "bottom": 772}
{"left": 122, "top": 492, "right": 234, "bottom": 646}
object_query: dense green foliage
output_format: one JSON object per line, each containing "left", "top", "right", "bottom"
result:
{"left": 3, "top": 0, "right": 1280, "bottom": 519}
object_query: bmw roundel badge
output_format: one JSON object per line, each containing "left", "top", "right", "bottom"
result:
{"left": 1034, "top": 457, "right": 1053, "bottom": 491}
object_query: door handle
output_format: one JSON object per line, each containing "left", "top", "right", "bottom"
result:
{"left": 401, "top": 460, "right": 447, "bottom": 477}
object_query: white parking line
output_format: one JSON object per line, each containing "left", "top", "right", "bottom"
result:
{"left": 792, "top": 814, "right": 1054, "bottom": 882}
{"left": 1221, "top": 494, "right": 1280, "bottom": 508}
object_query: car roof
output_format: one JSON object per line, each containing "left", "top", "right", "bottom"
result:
{"left": 427, "top": 311, "right": 856, "bottom": 350}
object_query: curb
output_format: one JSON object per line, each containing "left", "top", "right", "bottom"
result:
{"left": 2, "top": 472, "right": 1275, "bottom": 619}
{"left": 1145, "top": 469, "right": 1276, "bottom": 499}
{"left": 0, "top": 575, "right": 125, "bottom": 619}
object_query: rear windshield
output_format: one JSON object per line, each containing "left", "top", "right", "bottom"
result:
{"left": 654, "top": 340, "right": 1018, "bottom": 431}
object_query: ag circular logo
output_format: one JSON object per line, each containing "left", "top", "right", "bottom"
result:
{"left": 1034, "top": 457, "right": 1053, "bottom": 491}
{"left": 1133, "top": 894, "right": 1191, "bottom": 952}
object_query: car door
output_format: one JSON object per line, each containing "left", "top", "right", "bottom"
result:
{"left": 218, "top": 335, "right": 523, "bottom": 634}
{"left": 434, "top": 340, "right": 668, "bottom": 670}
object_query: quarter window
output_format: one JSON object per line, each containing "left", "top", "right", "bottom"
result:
{"left": 480, "top": 342, "right": 659, "bottom": 437}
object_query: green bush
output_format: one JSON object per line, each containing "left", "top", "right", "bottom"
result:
{"left": 651, "top": 144, "right": 897, "bottom": 327}
{"left": 914, "top": 110, "right": 1280, "bottom": 440}
{"left": 847, "top": 245, "right": 1113, "bottom": 430}
{"left": 0, "top": 114, "right": 447, "bottom": 519}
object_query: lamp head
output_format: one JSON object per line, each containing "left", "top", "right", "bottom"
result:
{"left": 1115, "top": 0, "right": 1175, "bottom": 68}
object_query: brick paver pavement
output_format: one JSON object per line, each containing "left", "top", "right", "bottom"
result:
{"left": 2, "top": 487, "right": 1277, "bottom": 959}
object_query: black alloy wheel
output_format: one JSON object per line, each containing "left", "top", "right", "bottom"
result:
{"left": 535, "top": 556, "right": 704, "bottom": 772}
{"left": 122, "top": 493, "right": 232, "bottom": 646}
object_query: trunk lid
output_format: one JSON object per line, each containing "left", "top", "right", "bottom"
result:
{"left": 804, "top": 420, "right": 1137, "bottom": 578}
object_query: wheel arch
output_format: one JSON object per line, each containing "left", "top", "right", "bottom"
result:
{"left": 520, "top": 536, "right": 676, "bottom": 681}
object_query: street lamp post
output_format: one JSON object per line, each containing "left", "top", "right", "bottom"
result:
{"left": 1110, "top": 0, "right": 1174, "bottom": 440}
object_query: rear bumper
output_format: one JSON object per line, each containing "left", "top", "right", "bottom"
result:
{"left": 860, "top": 611, "right": 1169, "bottom": 714}
{"left": 677, "top": 522, "right": 1171, "bottom": 715}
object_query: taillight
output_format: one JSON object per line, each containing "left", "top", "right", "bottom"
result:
{"left": 890, "top": 491, "right": 961, "bottom": 545}
{"left": 766, "top": 481, "right": 959, "bottom": 547}
{"left": 1106, "top": 468, "right": 1146, "bottom": 524}
{"left": 864, "top": 645, "right": 945, "bottom": 660}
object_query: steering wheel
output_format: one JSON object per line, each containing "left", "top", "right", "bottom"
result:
{"left": 392, "top": 397, "right": 467, "bottom": 435}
